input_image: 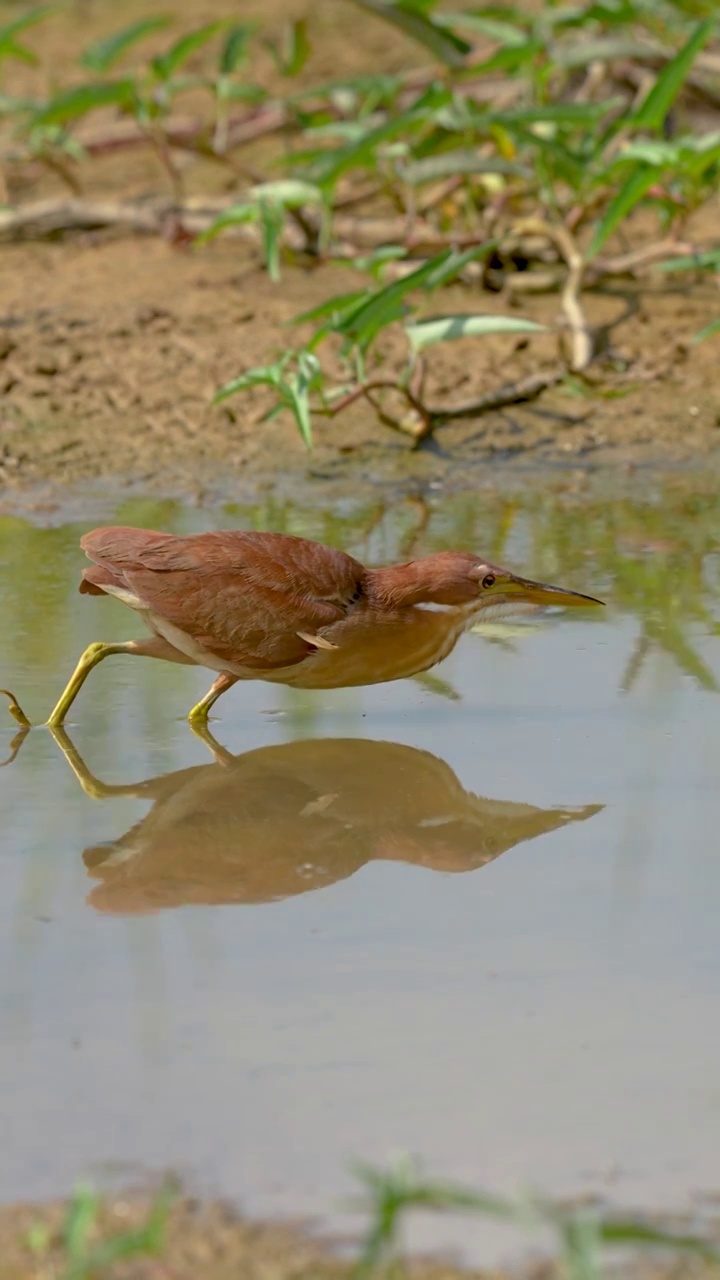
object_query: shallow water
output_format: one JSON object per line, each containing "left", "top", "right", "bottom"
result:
{"left": 1, "top": 479, "right": 720, "bottom": 1256}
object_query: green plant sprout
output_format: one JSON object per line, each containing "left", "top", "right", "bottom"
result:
{"left": 1, "top": 0, "right": 719, "bottom": 441}
{"left": 25, "top": 1181, "right": 173, "bottom": 1280}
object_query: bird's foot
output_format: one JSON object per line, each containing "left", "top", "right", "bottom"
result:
{"left": 0, "top": 689, "right": 33, "bottom": 729}
{"left": 187, "top": 718, "right": 235, "bottom": 766}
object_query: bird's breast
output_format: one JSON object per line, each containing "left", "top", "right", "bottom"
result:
{"left": 263, "top": 603, "right": 477, "bottom": 689}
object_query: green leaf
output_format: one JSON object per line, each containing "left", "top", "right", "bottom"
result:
{"left": 63, "top": 1184, "right": 99, "bottom": 1260}
{"left": 493, "top": 101, "right": 618, "bottom": 125}
{"left": 266, "top": 19, "right": 310, "bottom": 77}
{"left": 0, "top": 93, "right": 39, "bottom": 117}
{"left": 609, "top": 139, "right": 680, "bottom": 166}
{"left": 214, "top": 364, "right": 283, "bottom": 402}
{"left": 196, "top": 201, "right": 257, "bottom": 242}
{"left": 302, "top": 97, "right": 440, "bottom": 186}
{"left": 653, "top": 248, "right": 720, "bottom": 273}
{"left": 248, "top": 180, "right": 324, "bottom": 206}
{"left": 293, "top": 290, "right": 369, "bottom": 326}
{"left": 560, "top": 1213, "right": 602, "bottom": 1280}
{"left": 691, "top": 316, "right": 720, "bottom": 343}
{"left": 631, "top": 19, "right": 713, "bottom": 132}
{"left": 467, "top": 37, "right": 542, "bottom": 77}
{"left": 151, "top": 22, "right": 224, "bottom": 81}
{"left": 336, "top": 244, "right": 493, "bottom": 353}
{"left": 345, "top": 0, "right": 471, "bottom": 67}
{"left": 587, "top": 164, "right": 658, "bottom": 259}
{"left": 434, "top": 12, "right": 528, "bottom": 44}
{"left": 0, "top": 41, "right": 38, "bottom": 67}
{"left": 258, "top": 200, "right": 285, "bottom": 282}
{"left": 406, "top": 313, "right": 546, "bottom": 352}
{"left": 0, "top": 5, "right": 57, "bottom": 60}
{"left": 352, "top": 246, "right": 409, "bottom": 276}
{"left": 84, "top": 1190, "right": 171, "bottom": 1269}
{"left": 554, "top": 37, "right": 661, "bottom": 69}
{"left": 26, "top": 1222, "right": 51, "bottom": 1257}
{"left": 219, "top": 23, "right": 254, "bottom": 74}
{"left": 399, "top": 150, "right": 530, "bottom": 183}
{"left": 285, "top": 350, "right": 321, "bottom": 447}
{"left": 597, "top": 1217, "right": 720, "bottom": 1259}
{"left": 31, "top": 79, "right": 136, "bottom": 128}
{"left": 81, "top": 18, "right": 171, "bottom": 72}
{"left": 198, "top": 183, "right": 323, "bottom": 264}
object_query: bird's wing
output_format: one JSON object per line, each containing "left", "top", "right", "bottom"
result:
{"left": 81, "top": 527, "right": 365, "bottom": 669}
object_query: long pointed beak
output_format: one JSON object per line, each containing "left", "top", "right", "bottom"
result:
{"left": 507, "top": 575, "right": 605, "bottom": 609}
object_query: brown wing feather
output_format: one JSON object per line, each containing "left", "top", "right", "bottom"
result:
{"left": 80, "top": 527, "right": 367, "bottom": 669}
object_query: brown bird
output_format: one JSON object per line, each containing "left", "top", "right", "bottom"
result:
{"left": 46, "top": 728, "right": 602, "bottom": 914}
{"left": 4, "top": 525, "right": 604, "bottom": 728}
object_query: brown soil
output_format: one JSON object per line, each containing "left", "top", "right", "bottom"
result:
{"left": 1, "top": 1, "right": 720, "bottom": 499}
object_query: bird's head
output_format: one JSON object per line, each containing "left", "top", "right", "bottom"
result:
{"left": 374, "top": 552, "right": 604, "bottom": 618}
{"left": 465, "top": 556, "right": 604, "bottom": 617}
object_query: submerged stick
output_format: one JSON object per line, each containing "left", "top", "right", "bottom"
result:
{"left": 0, "top": 689, "right": 32, "bottom": 729}
{"left": 0, "top": 728, "right": 30, "bottom": 766}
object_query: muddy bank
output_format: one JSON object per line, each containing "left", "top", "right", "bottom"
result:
{"left": 1, "top": 0, "right": 720, "bottom": 499}
{"left": 2, "top": 231, "right": 720, "bottom": 501}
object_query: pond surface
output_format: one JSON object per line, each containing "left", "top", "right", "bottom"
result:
{"left": 1, "top": 477, "right": 720, "bottom": 1256}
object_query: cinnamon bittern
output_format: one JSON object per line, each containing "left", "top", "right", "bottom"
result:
{"left": 4, "top": 526, "right": 604, "bottom": 728}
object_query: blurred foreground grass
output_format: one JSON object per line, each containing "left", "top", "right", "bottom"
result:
{"left": 2, "top": 1164, "right": 720, "bottom": 1280}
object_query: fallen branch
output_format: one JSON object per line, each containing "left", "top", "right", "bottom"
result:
{"left": 427, "top": 369, "right": 563, "bottom": 422}
{"left": 318, "top": 378, "right": 431, "bottom": 439}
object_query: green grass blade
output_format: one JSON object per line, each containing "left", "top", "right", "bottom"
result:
{"left": 631, "top": 19, "right": 713, "bottom": 132}
{"left": 32, "top": 79, "right": 136, "bottom": 127}
{"left": 0, "top": 41, "right": 38, "bottom": 67}
{"left": 293, "top": 290, "right": 369, "bottom": 326}
{"left": 554, "top": 37, "right": 661, "bottom": 69}
{"left": 302, "top": 99, "right": 436, "bottom": 187}
{"left": 152, "top": 21, "right": 224, "bottom": 80}
{"left": 336, "top": 244, "right": 493, "bottom": 351}
{"left": 213, "top": 365, "right": 282, "bottom": 403}
{"left": 81, "top": 18, "right": 171, "bottom": 72}
{"left": 598, "top": 1218, "right": 720, "bottom": 1259}
{"left": 399, "top": 150, "right": 530, "bottom": 183}
{"left": 62, "top": 1184, "right": 99, "bottom": 1262}
{"left": 492, "top": 101, "right": 617, "bottom": 125}
{"left": 249, "top": 179, "right": 324, "bottom": 205}
{"left": 0, "top": 5, "right": 57, "bottom": 55}
{"left": 284, "top": 381, "right": 313, "bottom": 448}
{"left": 406, "top": 313, "right": 545, "bottom": 352}
{"left": 269, "top": 18, "right": 310, "bottom": 77}
{"left": 434, "top": 12, "right": 528, "bottom": 44}
{"left": 653, "top": 248, "right": 720, "bottom": 272}
{"left": 692, "top": 315, "right": 720, "bottom": 343}
{"left": 258, "top": 200, "right": 285, "bottom": 282}
{"left": 346, "top": 0, "right": 472, "bottom": 67}
{"left": 219, "top": 24, "right": 254, "bottom": 73}
{"left": 194, "top": 202, "right": 257, "bottom": 242}
{"left": 586, "top": 163, "right": 658, "bottom": 259}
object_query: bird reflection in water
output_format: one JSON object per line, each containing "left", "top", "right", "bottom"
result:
{"left": 19, "top": 726, "right": 603, "bottom": 915}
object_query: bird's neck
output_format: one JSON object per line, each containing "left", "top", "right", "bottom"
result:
{"left": 367, "top": 563, "right": 476, "bottom": 610}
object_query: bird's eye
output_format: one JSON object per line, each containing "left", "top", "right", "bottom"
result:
{"left": 482, "top": 573, "right": 496, "bottom": 589}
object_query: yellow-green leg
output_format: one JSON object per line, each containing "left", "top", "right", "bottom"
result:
{"left": 47, "top": 641, "right": 140, "bottom": 727}
{"left": 187, "top": 718, "right": 236, "bottom": 765}
{"left": 187, "top": 672, "right": 238, "bottom": 724}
